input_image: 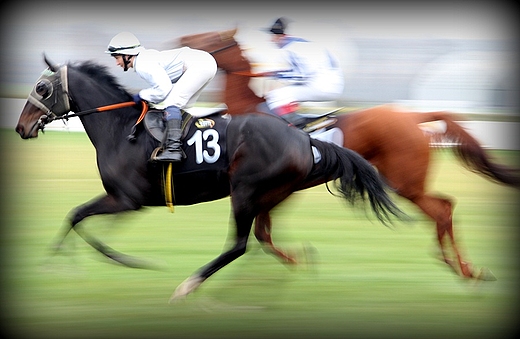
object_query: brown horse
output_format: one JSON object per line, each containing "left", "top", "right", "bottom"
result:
{"left": 178, "top": 28, "right": 520, "bottom": 280}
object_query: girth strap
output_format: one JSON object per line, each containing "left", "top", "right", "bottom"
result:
{"left": 164, "top": 163, "right": 175, "bottom": 213}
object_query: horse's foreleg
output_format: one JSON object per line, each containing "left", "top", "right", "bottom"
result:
{"left": 50, "top": 194, "right": 149, "bottom": 268}
{"left": 254, "top": 212, "right": 297, "bottom": 264}
{"left": 51, "top": 195, "right": 112, "bottom": 253}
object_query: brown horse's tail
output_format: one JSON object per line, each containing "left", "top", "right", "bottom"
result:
{"left": 414, "top": 111, "right": 520, "bottom": 188}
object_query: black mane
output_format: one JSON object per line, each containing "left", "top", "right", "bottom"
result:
{"left": 66, "top": 60, "right": 139, "bottom": 128}
{"left": 68, "top": 60, "right": 131, "bottom": 99}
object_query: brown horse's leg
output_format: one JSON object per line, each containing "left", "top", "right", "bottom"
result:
{"left": 351, "top": 109, "right": 477, "bottom": 278}
{"left": 254, "top": 212, "right": 297, "bottom": 264}
{"left": 381, "top": 161, "right": 476, "bottom": 278}
{"left": 411, "top": 194, "right": 474, "bottom": 278}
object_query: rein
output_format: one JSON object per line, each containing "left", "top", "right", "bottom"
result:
{"left": 53, "top": 101, "right": 138, "bottom": 121}
{"left": 207, "top": 41, "right": 238, "bottom": 55}
{"left": 37, "top": 101, "right": 149, "bottom": 141}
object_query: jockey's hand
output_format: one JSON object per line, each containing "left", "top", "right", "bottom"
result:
{"left": 132, "top": 93, "right": 142, "bottom": 104}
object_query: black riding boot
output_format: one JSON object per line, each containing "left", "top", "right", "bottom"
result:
{"left": 154, "top": 118, "right": 183, "bottom": 162}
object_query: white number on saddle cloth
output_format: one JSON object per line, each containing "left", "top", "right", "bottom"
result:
{"left": 187, "top": 129, "right": 221, "bottom": 164}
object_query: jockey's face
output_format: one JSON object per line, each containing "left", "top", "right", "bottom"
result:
{"left": 271, "top": 34, "right": 286, "bottom": 48}
{"left": 113, "top": 55, "right": 134, "bottom": 70}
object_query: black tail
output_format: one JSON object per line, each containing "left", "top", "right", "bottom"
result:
{"left": 309, "top": 139, "right": 406, "bottom": 225}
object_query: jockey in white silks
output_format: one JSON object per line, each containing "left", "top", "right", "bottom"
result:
{"left": 106, "top": 32, "right": 217, "bottom": 162}
{"left": 264, "top": 18, "right": 344, "bottom": 126}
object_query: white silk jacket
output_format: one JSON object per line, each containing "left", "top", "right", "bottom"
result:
{"left": 132, "top": 47, "right": 217, "bottom": 109}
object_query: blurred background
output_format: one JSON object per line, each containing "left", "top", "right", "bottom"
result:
{"left": 1, "top": 1, "right": 518, "bottom": 109}
{"left": 1, "top": 1, "right": 518, "bottom": 149}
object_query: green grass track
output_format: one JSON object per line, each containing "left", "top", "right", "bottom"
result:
{"left": 1, "top": 129, "right": 519, "bottom": 339}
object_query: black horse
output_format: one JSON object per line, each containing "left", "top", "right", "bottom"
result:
{"left": 15, "top": 56, "right": 404, "bottom": 300}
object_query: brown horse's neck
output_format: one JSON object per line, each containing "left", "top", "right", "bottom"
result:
{"left": 212, "top": 44, "right": 264, "bottom": 115}
{"left": 224, "top": 73, "right": 264, "bottom": 115}
{"left": 179, "top": 33, "right": 265, "bottom": 114}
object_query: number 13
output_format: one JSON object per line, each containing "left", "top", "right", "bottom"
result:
{"left": 186, "top": 129, "right": 221, "bottom": 164}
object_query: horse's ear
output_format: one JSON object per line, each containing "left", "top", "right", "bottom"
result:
{"left": 43, "top": 52, "right": 59, "bottom": 72}
{"left": 220, "top": 27, "right": 237, "bottom": 41}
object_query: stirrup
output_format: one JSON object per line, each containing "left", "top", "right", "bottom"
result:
{"left": 151, "top": 147, "right": 184, "bottom": 162}
{"left": 150, "top": 147, "right": 162, "bottom": 162}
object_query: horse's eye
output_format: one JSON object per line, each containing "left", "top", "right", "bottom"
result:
{"left": 35, "top": 80, "right": 52, "bottom": 98}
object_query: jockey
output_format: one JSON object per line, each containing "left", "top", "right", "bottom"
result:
{"left": 106, "top": 32, "right": 217, "bottom": 162}
{"left": 264, "top": 18, "right": 344, "bottom": 126}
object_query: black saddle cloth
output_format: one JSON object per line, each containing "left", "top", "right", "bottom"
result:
{"left": 144, "top": 110, "right": 231, "bottom": 174}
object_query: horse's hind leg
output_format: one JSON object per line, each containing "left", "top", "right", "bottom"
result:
{"left": 375, "top": 147, "right": 477, "bottom": 279}
{"left": 171, "top": 204, "right": 256, "bottom": 301}
{"left": 254, "top": 212, "right": 297, "bottom": 264}
{"left": 411, "top": 193, "right": 476, "bottom": 278}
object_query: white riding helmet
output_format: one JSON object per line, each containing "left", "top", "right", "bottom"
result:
{"left": 105, "top": 32, "right": 144, "bottom": 55}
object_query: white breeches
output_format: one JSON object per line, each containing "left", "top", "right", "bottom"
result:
{"left": 265, "top": 71, "right": 344, "bottom": 110}
{"left": 159, "top": 49, "right": 217, "bottom": 109}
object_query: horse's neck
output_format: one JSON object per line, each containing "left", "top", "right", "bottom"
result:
{"left": 209, "top": 44, "right": 263, "bottom": 114}
{"left": 69, "top": 79, "right": 135, "bottom": 148}
{"left": 78, "top": 112, "right": 126, "bottom": 145}
{"left": 224, "top": 73, "right": 264, "bottom": 114}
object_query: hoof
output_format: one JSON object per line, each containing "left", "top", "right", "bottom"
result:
{"left": 476, "top": 267, "right": 497, "bottom": 281}
{"left": 169, "top": 276, "right": 204, "bottom": 303}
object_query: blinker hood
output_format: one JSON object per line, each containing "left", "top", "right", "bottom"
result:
{"left": 27, "top": 65, "right": 70, "bottom": 117}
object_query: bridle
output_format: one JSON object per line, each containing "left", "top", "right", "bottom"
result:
{"left": 27, "top": 64, "right": 146, "bottom": 137}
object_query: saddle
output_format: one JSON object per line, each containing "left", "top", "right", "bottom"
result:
{"left": 144, "top": 105, "right": 229, "bottom": 142}
{"left": 290, "top": 106, "right": 344, "bottom": 147}
{"left": 255, "top": 100, "right": 342, "bottom": 134}
{"left": 294, "top": 110, "right": 340, "bottom": 133}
